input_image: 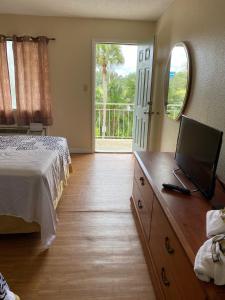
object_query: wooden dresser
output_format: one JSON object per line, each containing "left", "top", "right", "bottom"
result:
{"left": 131, "top": 151, "right": 225, "bottom": 300}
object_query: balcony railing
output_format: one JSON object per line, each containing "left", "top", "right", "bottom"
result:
{"left": 96, "top": 102, "right": 134, "bottom": 139}
{"left": 166, "top": 103, "right": 182, "bottom": 119}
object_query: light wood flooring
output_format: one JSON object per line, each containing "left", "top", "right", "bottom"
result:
{"left": 0, "top": 154, "right": 155, "bottom": 300}
{"left": 95, "top": 139, "right": 132, "bottom": 152}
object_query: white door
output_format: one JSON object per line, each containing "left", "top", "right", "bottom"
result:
{"left": 133, "top": 44, "right": 154, "bottom": 151}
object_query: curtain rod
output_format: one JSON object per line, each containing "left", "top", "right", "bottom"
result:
{"left": 0, "top": 35, "right": 55, "bottom": 41}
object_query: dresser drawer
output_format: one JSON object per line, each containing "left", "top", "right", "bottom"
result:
{"left": 149, "top": 199, "right": 206, "bottom": 300}
{"left": 132, "top": 180, "right": 151, "bottom": 239}
{"left": 134, "top": 160, "right": 154, "bottom": 213}
{"left": 152, "top": 256, "right": 180, "bottom": 299}
{"left": 134, "top": 160, "right": 149, "bottom": 194}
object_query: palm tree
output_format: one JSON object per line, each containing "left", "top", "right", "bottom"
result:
{"left": 96, "top": 44, "right": 124, "bottom": 138}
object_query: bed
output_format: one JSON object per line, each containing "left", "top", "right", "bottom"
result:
{"left": 0, "top": 135, "right": 71, "bottom": 248}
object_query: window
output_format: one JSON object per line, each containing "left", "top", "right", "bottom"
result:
{"left": 6, "top": 41, "right": 16, "bottom": 109}
{"left": 1, "top": 36, "right": 53, "bottom": 126}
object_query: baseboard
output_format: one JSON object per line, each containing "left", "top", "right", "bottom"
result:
{"left": 70, "top": 148, "right": 93, "bottom": 154}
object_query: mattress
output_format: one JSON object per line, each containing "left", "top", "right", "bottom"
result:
{"left": 0, "top": 171, "right": 68, "bottom": 234}
{"left": 0, "top": 135, "right": 71, "bottom": 248}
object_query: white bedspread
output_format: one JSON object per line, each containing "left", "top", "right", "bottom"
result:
{"left": 0, "top": 135, "right": 71, "bottom": 248}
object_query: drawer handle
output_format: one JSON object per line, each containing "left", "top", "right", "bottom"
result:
{"left": 165, "top": 237, "right": 175, "bottom": 254}
{"left": 138, "top": 200, "right": 143, "bottom": 209}
{"left": 161, "top": 267, "right": 170, "bottom": 287}
{"left": 139, "top": 177, "right": 145, "bottom": 186}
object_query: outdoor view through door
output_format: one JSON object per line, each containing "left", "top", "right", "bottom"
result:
{"left": 95, "top": 43, "right": 138, "bottom": 152}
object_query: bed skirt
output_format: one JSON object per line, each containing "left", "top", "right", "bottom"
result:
{"left": 0, "top": 164, "right": 72, "bottom": 234}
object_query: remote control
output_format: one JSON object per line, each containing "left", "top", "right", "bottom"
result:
{"left": 162, "top": 183, "right": 191, "bottom": 195}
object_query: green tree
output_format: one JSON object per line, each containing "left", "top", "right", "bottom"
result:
{"left": 167, "top": 71, "right": 187, "bottom": 119}
{"left": 96, "top": 44, "right": 124, "bottom": 137}
{"left": 107, "top": 72, "right": 136, "bottom": 104}
{"left": 108, "top": 72, "right": 124, "bottom": 103}
{"left": 122, "top": 73, "right": 136, "bottom": 103}
{"left": 95, "top": 70, "right": 103, "bottom": 102}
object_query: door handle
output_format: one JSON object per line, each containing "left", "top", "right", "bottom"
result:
{"left": 144, "top": 111, "right": 160, "bottom": 115}
{"left": 144, "top": 111, "right": 154, "bottom": 115}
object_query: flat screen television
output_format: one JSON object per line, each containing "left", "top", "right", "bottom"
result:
{"left": 175, "top": 116, "right": 223, "bottom": 199}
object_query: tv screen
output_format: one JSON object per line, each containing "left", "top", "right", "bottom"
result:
{"left": 175, "top": 116, "right": 223, "bottom": 199}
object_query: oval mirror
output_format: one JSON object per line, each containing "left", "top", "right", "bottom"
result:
{"left": 164, "top": 42, "right": 191, "bottom": 120}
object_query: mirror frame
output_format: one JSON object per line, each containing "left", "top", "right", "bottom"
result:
{"left": 164, "top": 42, "right": 192, "bottom": 121}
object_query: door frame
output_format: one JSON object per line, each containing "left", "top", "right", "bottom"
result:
{"left": 91, "top": 38, "right": 146, "bottom": 153}
{"left": 146, "top": 36, "right": 156, "bottom": 151}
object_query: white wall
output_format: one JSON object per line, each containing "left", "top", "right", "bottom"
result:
{"left": 150, "top": 0, "right": 225, "bottom": 180}
{"left": 0, "top": 14, "right": 156, "bottom": 152}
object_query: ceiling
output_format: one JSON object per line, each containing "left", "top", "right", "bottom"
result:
{"left": 0, "top": 0, "right": 174, "bottom": 21}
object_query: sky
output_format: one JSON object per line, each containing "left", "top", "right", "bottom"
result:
{"left": 170, "top": 46, "right": 187, "bottom": 72}
{"left": 6, "top": 41, "right": 17, "bottom": 109}
{"left": 111, "top": 45, "right": 138, "bottom": 76}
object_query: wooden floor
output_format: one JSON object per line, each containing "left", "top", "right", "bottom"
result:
{"left": 0, "top": 154, "right": 155, "bottom": 300}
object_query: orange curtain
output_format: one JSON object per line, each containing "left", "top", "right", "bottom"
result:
{"left": 0, "top": 37, "right": 14, "bottom": 124}
{"left": 13, "top": 36, "right": 53, "bottom": 125}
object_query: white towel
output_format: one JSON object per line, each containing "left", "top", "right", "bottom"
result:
{"left": 194, "top": 235, "right": 225, "bottom": 285}
{"left": 206, "top": 209, "right": 225, "bottom": 237}
{"left": 0, "top": 273, "right": 16, "bottom": 300}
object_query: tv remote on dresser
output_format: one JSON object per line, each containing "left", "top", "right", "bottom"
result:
{"left": 162, "top": 183, "right": 191, "bottom": 195}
